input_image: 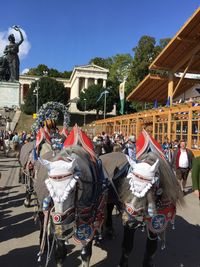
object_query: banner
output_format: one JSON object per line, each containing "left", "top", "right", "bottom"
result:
{"left": 119, "top": 81, "right": 125, "bottom": 115}
{"left": 166, "top": 96, "right": 170, "bottom": 107}
{"left": 153, "top": 99, "right": 158, "bottom": 109}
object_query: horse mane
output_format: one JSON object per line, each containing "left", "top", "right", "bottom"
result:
{"left": 140, "top": 152, "right": 183, "bottom": 206}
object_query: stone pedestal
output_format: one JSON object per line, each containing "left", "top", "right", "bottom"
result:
{"left": 0, "top": 81, "right": 21, "bottom": 108}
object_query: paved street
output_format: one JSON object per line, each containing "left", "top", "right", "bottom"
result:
{"left": 0, "top": 151, "right": 200, "bottom": 267}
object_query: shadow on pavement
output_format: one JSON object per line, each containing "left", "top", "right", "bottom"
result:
{"left": 0, "top": 211, "right": 34, "bottom": 228}
{"left": 0, "top": 193, "right": 25, "bottom": 209}
{"left": 91, "top": 215, "right": 200, "bottom": 267}
{"left": 0, "top": 185, "right": 20, "bottom": 191}
{"left": 0, "top": 217, "right": 39, "bottom": 242}
{"left": 0, "top": 164, "right": 19, "bottom": 169}
{"left": 0, "top": 244, "right": 83, "bottom": 267}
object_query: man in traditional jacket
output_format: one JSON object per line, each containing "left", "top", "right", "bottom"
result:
{"left": 172, "top": 140, "right": 194, "bottom": 194}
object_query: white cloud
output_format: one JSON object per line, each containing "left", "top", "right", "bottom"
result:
{"left": 0, "top": 27, "right": 31, "bottom": 59}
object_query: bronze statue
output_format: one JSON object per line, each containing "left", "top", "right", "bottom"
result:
{"left": 0, "top": 56, "right": 10, "bottom": 81}
{"left": 3, "top": 26, "right": 24, "bottom": 82}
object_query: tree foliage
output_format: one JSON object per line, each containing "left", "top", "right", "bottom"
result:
{"left": 27, "top": 64, "right": 72, "bottom": 79}
{"left": 89, "top": 57, "right": 113, "bottom": 70}
{"left": 126, "top": 36, "right": 170, "bottom": 94}
{"left": 109, "top": 54, "right": 132, "bottom": 83}
{"left": 77, "top": 84, "right": 115, "bottom": 118}
{"left": 23, "top": 77, "right": 68, "bottom": 115}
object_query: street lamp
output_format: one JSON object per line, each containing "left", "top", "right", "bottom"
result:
{"left": 84, "top": 98, "right": 87, "bottom": 126}
{"left": 103, "top": 90, "right": 109, "bottom": 120}
{"left": 33, "top": 80, "right": 39, "bottom": 113}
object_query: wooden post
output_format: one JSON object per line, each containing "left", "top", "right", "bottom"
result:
{"left": 188, "top": 109, "right": 192, "bottom": 149}
{"left": 113, "top": 120, "right": 116, "bottom": 133}
{"left": 127, "top": 119, "right": 130, "bottom": 136}
{"left": 152, "top": 115, "right": 155, "bottom": 138}
{"left": 167, "top": 109, "right": 171, "bottom": 142}
{"left": 168, "top": 72, "right": 174, "bottom": 106}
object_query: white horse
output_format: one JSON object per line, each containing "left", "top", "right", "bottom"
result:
{"left": 35, "top": 137, "right": 107, "bottom": 267}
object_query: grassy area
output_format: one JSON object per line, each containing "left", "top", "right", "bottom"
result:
{"left": 15, "top": 112, "right": 35, "bottom": 132}
{"left": 15, "top": 111, "right": 97, "bottom": 133}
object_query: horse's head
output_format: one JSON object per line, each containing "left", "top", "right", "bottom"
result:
{"left": 127, "top": 157, "right": 159, "bottom": 198}
{"left": 121, "top": 155, "right": 160, "bottom": 218}
{"left": 41, "top": 156, "right": 78, "bottom": 213}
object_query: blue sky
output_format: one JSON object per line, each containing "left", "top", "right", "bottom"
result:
{"left": 0, "top": 0, "right": 200, "bottom": 73}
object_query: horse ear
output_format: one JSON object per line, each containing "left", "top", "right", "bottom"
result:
{"left": 150, "top": 159, "right": 159, "bottom": 173}
{"left": 126, "top": 155, "right": 136, "bottom": 168}
{"left": 38, "top": 157, "right": 51, "bottom": 171}
{"left": 70, "top": 158, "right": 77, "bottom": 170}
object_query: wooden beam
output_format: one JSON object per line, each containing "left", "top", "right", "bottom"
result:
{"left": 172, "top": 54, "right": 195, "bottom": 97}
{"left": 172, "top": 42, "right": 200, "bottom": 72}
{"left": 176, "top": 36, "right": 198, "bottom": 44}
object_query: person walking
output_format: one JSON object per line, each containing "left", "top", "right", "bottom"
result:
{"left": 123, "top": 135, "right": 136, "bottom": 162}
{"left": 172, "top": 140, "right": 194, "bottom": 194}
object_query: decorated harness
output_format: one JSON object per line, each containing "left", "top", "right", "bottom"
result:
{"left": 40, "top": 125, "right": 107, "bottom": 251}
{"left": 122, "top": 130, "right": 176, "bottom": 236}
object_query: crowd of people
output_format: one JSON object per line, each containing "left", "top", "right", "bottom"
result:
{"left": 0, "top": 130, "right": 34, "bottom": 156}
{"left": 93, "top": 131, "right": 136, "bottom": 160}
{"left": 92, "top": 131, "right": 200, "bottom": 201}
{"left": 0, "top": 127, "right": 199, "bottom": 202}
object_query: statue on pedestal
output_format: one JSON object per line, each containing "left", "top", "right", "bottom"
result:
{"left": 0, "top": 56, "right": 10, "bottom": 81}
{"left": 2, "top": 25, "right": 24, "bottom": 82}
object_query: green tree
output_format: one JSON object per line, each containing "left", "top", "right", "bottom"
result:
{"left": 23, "top": 77, "right": 68, "bottom": 114}
{"left": 126, "top": 36, "right": 170, "bottom": 94}
{"left": 27, "top": 64, "right": 49, "bottom": 76}
{"left": 27, "top": 64, "right": 72, "bottom": 79}
{"left": 77, "top": 84, "right": 115, "bottom": 118}
{"left": 109, "top": 54, "right": 132, "bottom": 83}
{"left": 60, "top": 71, "right": 72, "bottom": 79}
{"left": 89, "top": 57, "right": 113, "bottom": 70}
{"left": 130, "top": 36, "right": 156, "bottom": 87}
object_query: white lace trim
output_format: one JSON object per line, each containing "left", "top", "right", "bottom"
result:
{"left": 45, "top": 176, "right": 78, "bottom": 203}
{"left": 127, "top": 173, "right": 158, "bottom": 198}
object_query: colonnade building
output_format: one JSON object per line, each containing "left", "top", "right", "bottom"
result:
{"left": 19, "top": 64, "right": 110, "bottom": 114}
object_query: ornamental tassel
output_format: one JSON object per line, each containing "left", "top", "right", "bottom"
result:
{"left": 158, "top": 231, "right": 166, "bottom": 250}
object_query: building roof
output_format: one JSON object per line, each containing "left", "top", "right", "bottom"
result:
{"left": 126, "top": 74, "right": 200, "bottom": 103}
{"left": 149, "top": 7, "right": 200, "bottom": 73}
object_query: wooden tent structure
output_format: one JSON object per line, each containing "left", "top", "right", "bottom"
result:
{"left": 95, "top": 7, "right": 200, "bottom": 155}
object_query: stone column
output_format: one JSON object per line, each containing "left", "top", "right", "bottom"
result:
{"left": 85, "top": 78, "right": 89, "bottom": 89}
{"left": 20, "top": 83, "right": 23, "bottom": 104}
{"left": 69, "top": 77, "right": 80, "bottom": 113}
{"left": 94, "top": 79, "right": 98, "bottom": 85}
{"left": 71, "top": 77, "right": 80, "bottom": 99}
{"left": 103, "top": 79, "right": 106, "bottom": 88}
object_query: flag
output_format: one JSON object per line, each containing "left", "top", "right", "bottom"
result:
{"left": 96, "top": 90, "right": 109, "bottom": 102}
{"left": 119, "top": 81, "right": 125, "bottom": 115}
{"left": 36, "top": 128, "right": 44, "bottom": 148}
{"left": 153, "top": 99, "right": 158, "bottom": 109}
{"left": 166, "top": 96, "right": 170, "bottom": 107}
{"left": 35, "top": 127, "right": 51, "bottom": 148}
